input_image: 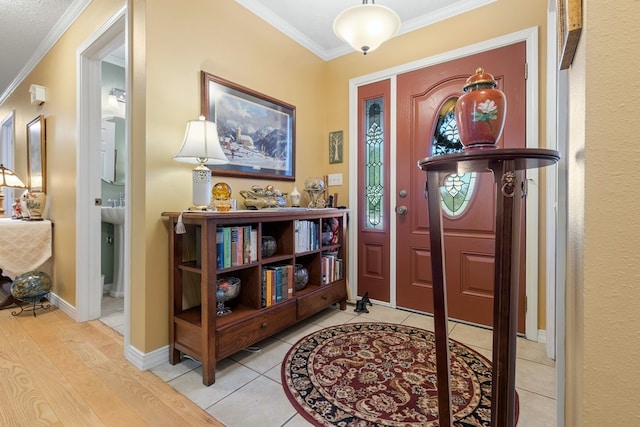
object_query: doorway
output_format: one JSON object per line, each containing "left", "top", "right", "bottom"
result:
{"left": 76, "top": 6, "right": 129, "bottom": 344}
{"left": 395, "top": 42, "right": 526, "bottom": 332}
{"left": 1, "top": 111, "right": 16, "bottom": 214}
{"left": 349, "top": 28, "right": 544, "bottom": 340}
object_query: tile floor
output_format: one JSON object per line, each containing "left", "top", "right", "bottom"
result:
{"left": 100, "top": 295, "right": 125, "bottom": 335}
{"left": 147, "top": 303, "right": 557, "bottom": 427}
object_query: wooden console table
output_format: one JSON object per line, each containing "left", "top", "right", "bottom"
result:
{"left": 418, "top": 148, "right": 559, "bottom": 427}
{"left": 0, "top": 218, "right": 53, "bottom": 308}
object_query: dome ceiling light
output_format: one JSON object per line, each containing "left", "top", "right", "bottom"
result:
{"left": 333, "top": 0, "right": 401, "bottom": 55}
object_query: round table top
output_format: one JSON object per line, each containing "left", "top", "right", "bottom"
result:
{"left": 418, "top": 148, "right": 560, "bottom": 173}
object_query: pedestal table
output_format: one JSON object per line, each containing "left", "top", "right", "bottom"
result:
{"left": 418, "top": 148, "right": 559, "bottom": 426}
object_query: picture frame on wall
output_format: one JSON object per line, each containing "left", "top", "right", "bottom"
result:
{"left": 201, "top": 71, "right": 296, "bottom": 181}
{"left": 557, "top": 0, "right": 582, "bottom": 70}
{"left": 329, "top": 130, "right": 343, "bottom": 164}
{"left": 26, "top": 115, "right": 46, "bottom": 192}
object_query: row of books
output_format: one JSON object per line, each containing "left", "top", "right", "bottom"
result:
{"left": 261, "top": 264, "right": 293, "bottom": 307}
{"left": 216, "top": 226, "right": 258, "bottom": 269}
{"left": 294, "top": 220, "right": 319, "bottom": 253}
{"left": 321, "top": 254, "right": 344, "bottom": 285}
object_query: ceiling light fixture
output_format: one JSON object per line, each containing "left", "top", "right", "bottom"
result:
{"left": 333, "top": 0, "right": 401, "bottom": 55}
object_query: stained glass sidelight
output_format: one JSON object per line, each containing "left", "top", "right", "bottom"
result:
{"left": 364, "top": 98, "right": 384, "bottom": 229}
{"left": 431, "top": 99, "right": 477, "bottom": 216}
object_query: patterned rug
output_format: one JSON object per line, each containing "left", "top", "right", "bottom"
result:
{"left": 282, "top": 322, "right": 518, "bottom": 426}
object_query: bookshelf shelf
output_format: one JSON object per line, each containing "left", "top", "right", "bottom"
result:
{"left": 162, "top": 208, "right": 349, "bottom": 386}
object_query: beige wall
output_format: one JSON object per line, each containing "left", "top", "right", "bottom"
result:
{"left": 565, "top": 0, "right": 640, "bottom": 424}
{"left": 1, "top": 0, "right": 555, "bottom": 374}
{"left": 0, "top": 0, "right": 125, "bottom": 304}
{"left": 133, "top": 0, "right": 329, "bottom": 349}
{"left": 9, "top": 0, "right": 640, "bottom": 423}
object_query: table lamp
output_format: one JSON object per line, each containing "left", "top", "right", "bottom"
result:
{"left": 173, "top": 116, "right": 229, "bottom": 209}
{"left": 0, "top": 164, "right": 27, "bottom": 217}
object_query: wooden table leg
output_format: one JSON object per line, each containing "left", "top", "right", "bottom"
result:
{"left": 426, "top": 170, "right": 453, "bottom": 426}
{"left": 490, "top": 160, "right": 521, "bottom": 427}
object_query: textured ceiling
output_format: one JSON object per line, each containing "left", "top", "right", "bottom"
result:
{"left": 0, "top": 0, "right": 494, "bottom": 100}
{"left": 0, "top": 0, "right": 77, "bottom": 99}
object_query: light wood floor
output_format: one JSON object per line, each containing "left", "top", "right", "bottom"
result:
{"left": 0, "top": 303, "right": 223, "bottom": 426}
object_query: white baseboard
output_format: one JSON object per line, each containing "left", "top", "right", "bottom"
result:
{"left": 125, "top": 344, "right": 169, "bottom": 371}
{"left": 537, "top": 329, "right": 547, "bottom": 343}
{"left": 47, "top": 291, "right": 77, "bottom": 320}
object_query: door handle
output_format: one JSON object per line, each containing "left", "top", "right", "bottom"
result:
{"left": 395, "top": 205, "right": 408, "bottom": 215}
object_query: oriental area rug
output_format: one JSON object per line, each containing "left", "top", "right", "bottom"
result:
{"left": 282, "top": 322, "right": 518, "bottom": 426}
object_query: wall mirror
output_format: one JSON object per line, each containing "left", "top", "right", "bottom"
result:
{"left": 26, "top": 115, "right": 46, "bottom": 192}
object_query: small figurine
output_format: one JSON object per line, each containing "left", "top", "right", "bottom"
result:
{"left": 20, "top": 190, "right": 31, "bottom": 219}
{"left": 354, "top": 291, "right": 373, "bottom": 313}
{"left": 12, "top": 198, "right": 22, "bottom": 219}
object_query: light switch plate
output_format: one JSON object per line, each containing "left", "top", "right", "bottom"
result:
{"left": 328, "top": 173, "right": 343, "bottom": 186}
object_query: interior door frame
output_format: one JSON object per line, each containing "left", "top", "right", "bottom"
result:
{"left": 76, "top": 7, "right": 130, "bottom": 339}
{"left": 347, "top": 27, "right": 546, "bottom": 341}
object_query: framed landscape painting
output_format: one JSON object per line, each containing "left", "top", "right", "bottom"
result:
{"left": 201, "top": 71, "right": 295, "bottom": 181}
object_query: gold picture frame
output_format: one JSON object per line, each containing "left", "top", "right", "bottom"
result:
{"left": 558, "top": 0, "right": 582, "bottom": 70}
{"left": 26, "top": 115, "right": 46, "bottom": 192}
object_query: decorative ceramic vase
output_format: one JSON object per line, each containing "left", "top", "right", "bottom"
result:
{"left": 26, "top": 191, "right": 46, "bottom": 220}
{"left": 455, "top": 67, "right": 507, "bottom": 149}
{"left": 289, "top": 185, "right": 301, "bottom": 207}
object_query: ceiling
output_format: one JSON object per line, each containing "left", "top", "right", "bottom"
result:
{"left": 0, "top": 0, "right": 492, "bottom": 101}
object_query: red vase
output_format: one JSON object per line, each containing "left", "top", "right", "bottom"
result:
{"left": 455, "top": 67, "right": 507, "bottom": 149}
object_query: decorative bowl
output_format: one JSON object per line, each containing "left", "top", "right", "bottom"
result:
{"left": 216, "top": 277, "right": 241, "bottom": 316}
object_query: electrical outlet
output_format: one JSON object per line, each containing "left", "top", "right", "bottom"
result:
{"left": 328, "top": 173, "right": 343, "bottom": 186}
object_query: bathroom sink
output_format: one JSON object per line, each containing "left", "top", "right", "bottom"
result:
{"left": 101, "top": 206, "right": 125, "bottom": 298}
{"left": 101, "top": 206, "right": 125, "bottom": 225}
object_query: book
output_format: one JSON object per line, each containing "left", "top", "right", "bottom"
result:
{"left": 243, "top": 226, "right": 251, "bottom": 264}
{"left": 231, "top": 227, "right": 239, "bottom": 266}
{"left": 250, "top": 228, "right": 258, "bottom": 262}
{"left": 216, "top": 227, "right": 224, "bottom": 269}
{"left": 286, "top": 264, "right": 293, "bottom": 298}
{"left": 265, "top": 268, "right": 273, "bottom": 307}
{"left": 223, "top": 227, "right": 232, "bottom": 268}
{"left": 261, "top": 268, "right": 267, "bottom": 308}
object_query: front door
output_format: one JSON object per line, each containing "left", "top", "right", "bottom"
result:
{"left": 395, "top": 42, "right": 527, "bottom": 331}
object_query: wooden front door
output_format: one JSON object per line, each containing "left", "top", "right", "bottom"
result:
{"left": 395, "top": 42, "right": 527, "bottom": 331}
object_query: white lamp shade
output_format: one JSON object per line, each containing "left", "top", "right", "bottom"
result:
{"left": 173, "top": 117, "right": 228, "bottom": 208}
{"left": 333, "top": 3, "right": 401, "bottom": 54}
{"left": 173, "top": 117, "right": 229, "bottom": 165}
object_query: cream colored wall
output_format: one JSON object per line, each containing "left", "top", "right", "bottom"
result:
{"left": 324, "top": 0, "right": 551, "bottom": 328}
{"left": 0, "top": 0, "right": 125, "bottom": 304}
{"left": 566, "top": 0, "right": 640, "bottom": 424}
{"left": 1, "top": 0, "right": 552, "bottom": 352}
{"left": 134, "top": 0, "right": 328, "bottom": 350}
